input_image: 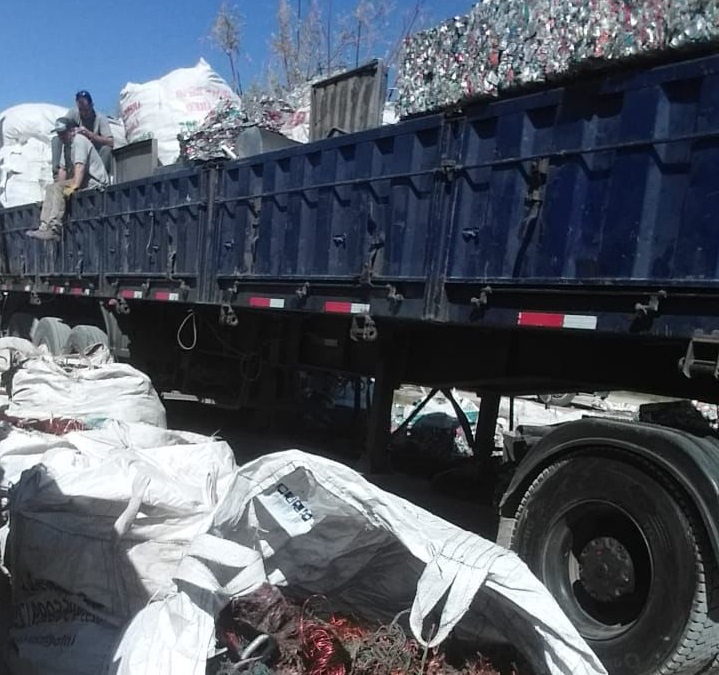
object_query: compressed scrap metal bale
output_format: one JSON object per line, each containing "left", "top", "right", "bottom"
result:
{"left": 396, "top": 13, "right": 473, "bottom": 114}
{"left": 668, "top": 0, "right": 719, "bottom": 48}
{"left": 396, "top": 0, "right": 715, "bottom": 117}
{"left": 178, "top": 94, "right": 300, "bottom": 161}
{"left": 178, "top": 98, "right": 249, "bottom": 161}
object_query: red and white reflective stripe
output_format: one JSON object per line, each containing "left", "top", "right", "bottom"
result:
{"left": 120, "top": 289, "right": 143, "bottom": 299}
{"left": 70, "top": 288, "right": 90, "bottom": 296}
{"left": 249, "top": 297, "right": 285, "bottom": 309}
{"left": 518, "top": 312, "right": 597, "bottom": 330}
{"left": 154, "top": 291, "right": 180, "bottom": 301}
{"left": 53, "top": 286, "right": 65, "bottom": 294}
{"left": 324, "top": 301, "right": 371, "bottom": 314}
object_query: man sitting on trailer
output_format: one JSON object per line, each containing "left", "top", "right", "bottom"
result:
{"left": 51, "top": 90, "right": 114, "bottom": 176}
{"left": 26, "top": 117, "right": 109, "bottom": 241}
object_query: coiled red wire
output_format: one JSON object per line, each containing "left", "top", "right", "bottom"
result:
{"left": 300, "top": 610, "right": 352, "bottom": 675}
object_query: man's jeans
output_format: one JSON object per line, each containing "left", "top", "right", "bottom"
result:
{"left": 40, "top": 180, "right": 73, "bottom": 229}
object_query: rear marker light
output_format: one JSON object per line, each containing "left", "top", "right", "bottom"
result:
{"left": 249, "top": 297, "right": 286, "bottom": 309}
{"left": 518, "top": 312, "right": 597, "bottom": 330}
{"left": 325, "top": 302, "right": 371, "bottom": 314}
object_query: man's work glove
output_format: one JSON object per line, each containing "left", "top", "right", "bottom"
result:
{"left": 62, "top": 185, "right": 77, "bottom": 198}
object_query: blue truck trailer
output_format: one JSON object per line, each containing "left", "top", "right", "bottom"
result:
{"left": 5, "top": 52, "right": 719, "bottom": 674}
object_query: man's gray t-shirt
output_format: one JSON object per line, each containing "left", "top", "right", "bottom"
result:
{"left": 64, "top": 108, "right": 113, "bottom": 148}
{"left": 61, "top": 134, "right": 109, "bottom": 188}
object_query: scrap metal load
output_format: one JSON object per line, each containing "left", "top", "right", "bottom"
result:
{"left": 178, "top": 95, "right": 297, "bottom": 162}
{"left": 178, "top": 84, "right": 313, "bottom": 162}
{"left": 397, "top": 0, "right": 719, "bottom": 116}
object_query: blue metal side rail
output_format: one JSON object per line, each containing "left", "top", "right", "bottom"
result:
{"left": 3, "top": 52, "right": 719, "bottom": 340}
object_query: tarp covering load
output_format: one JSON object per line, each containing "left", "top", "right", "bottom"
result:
{"left": 0, "top": 422, "right": 607, "bottom": 675}
{"left": 396, "top": 0, "right": 719, "bottom": 116}
{"left": 120, "top": 58, "right": 240, "bottom": 165}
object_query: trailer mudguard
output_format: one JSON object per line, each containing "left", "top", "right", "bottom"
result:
{"left": 498, "top": 417, "right": 719, "bottom": 560}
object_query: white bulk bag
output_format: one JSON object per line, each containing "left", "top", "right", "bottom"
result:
{"left": 108, "top": 116, "right": 127, "bottom": 149}
{"left": 7, "top": 439, "right": 606, "bottom": 675}
{"left": 0, "top": 138, "right": 54, "bottom": 207}
{"left": 7, "top": 355, "right": 166, "bottom": 428}
{"left": 0, "top": 103, "right": 66, "bottom": 147}
{"left": 0, "top": 337, "right": 40, "bottom": 375}
{"left": 208, "top": 451, "right": 606, "bottom": 674}
{"left": 6, "top": 426, "right": 238, "bottom": 675}
{"left": 120, "top": 59, "right": 239, "bottom": 165}
{"left": 114, "top": 450, "right": 606, "bottom": 675}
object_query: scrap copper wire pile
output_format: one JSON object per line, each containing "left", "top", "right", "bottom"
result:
{"left": 397, "top": 0, "right": 719, "bottom": 116}
{"left": 207, "top": 584, "right": 532, "bottom": 675}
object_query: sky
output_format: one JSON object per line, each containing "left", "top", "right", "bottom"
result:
{"left": 0, "top": 0, "right": 472, "bottom": 116}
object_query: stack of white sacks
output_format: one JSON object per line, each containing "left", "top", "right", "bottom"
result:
{"left": 0, "top": 59, "right": 240, "bottom": 207}
{"left": 0, "top": 337, "right": 608, "bottom": 675}
{"left": 0, "top": 104, "right": 65, "bottom": 208}
{"left": 1, "top": 58, "right": 397, "bottom": 207}
{"left": 0, "top": 105, "right": 127, "bottom": 208}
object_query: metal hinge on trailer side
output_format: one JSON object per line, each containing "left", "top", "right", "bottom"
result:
{"left": 436, "top": 158, "right": 460, "bottom": 182}
{"left": 680, "top": 330, "right": 719, "bottom": 379}
{"left": 350, "top": 313, "right": 377, "bottom": 342}
{"left": 219, "top": 304, "right": 238, "bottom": 327}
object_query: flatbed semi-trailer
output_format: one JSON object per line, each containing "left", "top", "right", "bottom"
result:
{"left": 5, "top": 51, "right": 719, "bottom": 674}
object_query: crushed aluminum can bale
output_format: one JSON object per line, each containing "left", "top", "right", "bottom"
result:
{"left": 179, "top": 78, "right": 327, "bottom": 162}
{"left": 667, "top": 0, "right": 719, "bottom": 48}
{"left": 396, "top": 0, "right": 716, "bottom": 117}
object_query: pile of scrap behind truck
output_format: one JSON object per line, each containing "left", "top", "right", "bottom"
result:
{"left": 5, "top": 34, "right": 719, "bottom": 675}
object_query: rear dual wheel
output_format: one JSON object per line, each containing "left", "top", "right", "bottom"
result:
{"left": 511, "top": 455, "right": 719, "bottom": 675}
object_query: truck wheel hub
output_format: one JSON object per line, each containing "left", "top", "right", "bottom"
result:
{"left": 579, "top": 536, "right": 635, "bottom": 602}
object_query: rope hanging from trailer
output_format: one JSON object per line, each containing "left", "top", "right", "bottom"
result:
{"left": 177, "top": 310, "right": 198, "bottom": 351}
{"left": 201, "top": 318, "right": 265, "bottom": 383}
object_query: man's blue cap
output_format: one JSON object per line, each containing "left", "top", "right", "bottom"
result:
{"left": 75, "top": 90, "right": 93, "bottom": 105}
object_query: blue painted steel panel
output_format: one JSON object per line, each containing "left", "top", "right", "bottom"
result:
{"left": 213, "top": 115, "right": 443, "bottom": 283}
{"left": 446, "top": 53, "right": 719, "bottom": 287}
{"left": 64, "top": 188, "right": 105, "bottom": 277}
{"left": 104, "top": 168, "right": 205, "bottom": 280}
{"left": 0, "top": 203, "right": 38, "bottom": 281}
{"left": 3, "top": 52, "right": 719, "bottom": 338}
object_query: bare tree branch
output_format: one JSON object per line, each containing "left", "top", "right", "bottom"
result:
{"left": 209, "top": 1, "right": 244, "bottom": 95}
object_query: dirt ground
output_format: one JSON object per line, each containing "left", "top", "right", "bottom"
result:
{"left": 162, "top": 388, "right": 659, "bottom": 539}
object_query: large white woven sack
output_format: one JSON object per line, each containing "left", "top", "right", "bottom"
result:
{"left": 120, "top": 59, "right": 239, "bottom": 165}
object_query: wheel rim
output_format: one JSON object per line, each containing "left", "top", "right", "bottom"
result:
{"left": 540, "top": 500, "right": 653, "bottom": 641}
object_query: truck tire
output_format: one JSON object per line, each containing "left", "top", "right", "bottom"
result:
{"left": 510, "top": 455, "right": 719, "bottom": 675}
{"left": 537, "top": 393, "right": 576, "bottom": 407}
{"left": 63, "top": 325, "right": 108, "bottom": 355}
{"left": 32, "top": 317, "right": 71, "bottom": 356}
{"left": 6, "top": 313, "right": 38, "bottom": 341}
